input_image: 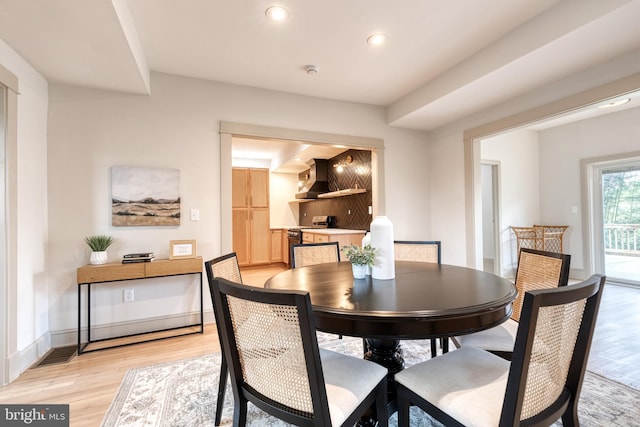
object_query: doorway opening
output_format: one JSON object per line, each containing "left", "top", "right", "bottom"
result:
{"left": 481, "top": 162, "right": 501, "bottom": 274}
{"left": 591, "top": 157, "right": 640, "bottom": 286}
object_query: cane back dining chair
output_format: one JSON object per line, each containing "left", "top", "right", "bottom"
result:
{"left": 394, "top": 240, "right": 441, "bottom": 264}
{"left": 393, "top": 241, "right": 444, "bottom": 357}
{"left": 395, "top": 274, "right": 606, "bottom": 427}
{"left": 291, "top": 241, "right": 341, "bottom": 268}
{"left": 452, "top": 247, "right": 571, "bottom": 360}
{"left": 204, "top": 252, "right": 243, "bottom": 426}
{"left": 209, "top": 276, "right": 389, "bottom": 427}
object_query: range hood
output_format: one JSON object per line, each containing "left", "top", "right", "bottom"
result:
{"left": 295, "top": 159, "right": 330, "bottom": 199}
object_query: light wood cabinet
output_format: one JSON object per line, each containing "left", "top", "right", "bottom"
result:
{"left": 301, "top": 231, "right": 365, "bottom": 251}
{"left": 232, "top": 168, "right": 271, "bottom": 266}
{"left": 271, "top": 229, "right": 283, "bottom": 262}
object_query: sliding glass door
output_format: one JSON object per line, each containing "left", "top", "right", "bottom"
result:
{"left": 597, "top": 160, "right": 640, "bottom": 285}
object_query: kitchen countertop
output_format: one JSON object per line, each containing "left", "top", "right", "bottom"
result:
{"left": 303, "top": 229, "right": 366, "bottom": 235}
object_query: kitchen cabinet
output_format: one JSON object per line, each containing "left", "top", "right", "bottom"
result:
{"left": 302, "top": 230, "right": 366, "bottom": 251}
{"left": 271, "top": 229, "right": 283, "bottom": 262}
{"left": 233, "top": 168, "right": 271, "bottom": 266}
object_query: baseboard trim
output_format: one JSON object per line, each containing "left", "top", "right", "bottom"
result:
{"left": 51, "top": 308, "right": 216, "bottom": 348}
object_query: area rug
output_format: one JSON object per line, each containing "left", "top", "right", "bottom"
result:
{"left": 102, "top": 334, "right": 640, "bottom": 426}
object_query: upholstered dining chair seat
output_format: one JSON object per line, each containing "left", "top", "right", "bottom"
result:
{"left": 454, "top": 318, "right": 518, "bottom": 353}
{"left": 319, "top": 349, "right": 388, "bottom": 426}
{"left": 395, "top": 347, "right": 509, "bottom": 426}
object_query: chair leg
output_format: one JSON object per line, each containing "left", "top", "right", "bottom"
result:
{"left": 215, "top": 355, "right": 227, "bottom": 426}
{"left": 441, "top": 337, "right": 449, "bottom": 354}
{"left": 233, "top": 398, "right": 248, "bottom": 427}
{"left": 561, "top": 397, "right": 580, "bottom": 427}
{"left": 397, "top": 385, "right": 411, "bottom": 427}
{"left": 363, "top": 338, "right": 369, "bottom": 355}
{"left": 374, "top": 380, "right": 389, "bottom": 427}
{"left": 430, "top": 339, "right": 437, "bottom": 358}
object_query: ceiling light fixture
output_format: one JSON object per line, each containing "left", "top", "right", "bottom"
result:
{"left": 367, "top": 33, "right": 387, "bottom": 46}
{"left": 265, "top": 6, "right": 288, "bottom": 22}
{"left": 597, "top": 98, "right": 631, "bottom": 109}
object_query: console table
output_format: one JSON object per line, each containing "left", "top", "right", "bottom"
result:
{"left": 77, "top": 256, "right": 203, "bottom": 354}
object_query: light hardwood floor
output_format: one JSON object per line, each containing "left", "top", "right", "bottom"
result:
{"left": 0, "top": 264, "right": 637, "bottom": 426}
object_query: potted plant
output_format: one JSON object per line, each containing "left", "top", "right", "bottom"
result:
{"left": 342, "top": 244, "right": 377, "bottom": 279}
{"left": 85, "top": 235, "right": 115, "bottom": 265}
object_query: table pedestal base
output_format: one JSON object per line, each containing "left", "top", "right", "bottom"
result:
{"left": 358, "top": 338, "right": 405, "bottom": 426}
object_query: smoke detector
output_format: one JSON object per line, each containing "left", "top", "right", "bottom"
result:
{"left": 305, "top": 65, "right": 318, "bottom": 75}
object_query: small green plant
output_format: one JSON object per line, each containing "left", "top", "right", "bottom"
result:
{"left": 342, "top": 244, "right": 377, "bottom": 267}
{"left": 85, "top": 235, "right": 115, "bottom": 252}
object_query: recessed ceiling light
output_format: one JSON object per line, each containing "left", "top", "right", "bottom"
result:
{"left": 367, "top": 33, "right": 387, "bottom": 46}
{"left": 265, "top": 6, "right": 288, "bottom": 22}
{"left": 597, "top": 98, "right": 631, "bottom": 109}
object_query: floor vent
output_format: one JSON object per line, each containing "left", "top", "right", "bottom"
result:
{"left": 32, "top": 345, "right": 76, "bottom": 368}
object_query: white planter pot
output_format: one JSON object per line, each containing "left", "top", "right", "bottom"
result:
{"left": 90, "top": 251, "right": 108, "bottom": 265}
{"left": 352, "top": 263, "right": 367, "bottom": 279}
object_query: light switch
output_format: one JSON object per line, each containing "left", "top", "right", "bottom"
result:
{"left": 190, "top": 209, "right": 200, "bottom": 221}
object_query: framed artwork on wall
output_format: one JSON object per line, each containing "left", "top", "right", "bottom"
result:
{"left": 111, "top": 166, "right": 180, "bottom": 226}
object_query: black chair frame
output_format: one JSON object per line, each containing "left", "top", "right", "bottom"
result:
{"left": 204, "top": 252, "right": 242, "bottom": 426}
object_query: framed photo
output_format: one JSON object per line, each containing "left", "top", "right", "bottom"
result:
{"left": 169, "top": 240, "right": 197, "bottom": 260}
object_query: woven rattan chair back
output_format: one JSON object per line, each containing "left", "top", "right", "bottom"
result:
{"left": 210, "top": 252, "right": 243, "bottom": 283}
{"left": 291, "top": 242, "right": 341, "bottom": 268}
{"left": 393, "top": 241, "right": 441, "bottom": 264}
{"left": 500, "top": 274, "right": 605, "bottom": 425}
{"left": 511, "top": 248, "right": 570, "bottom": 322}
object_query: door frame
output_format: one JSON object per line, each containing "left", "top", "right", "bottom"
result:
{"left": 464, "top": 73, "right": 640, "bottom": 269}
{"left": 581, "top": 152, "right": 640, "bottom": 281}
{"left": 219, "top": 122, "right": 385, "bottom": 255}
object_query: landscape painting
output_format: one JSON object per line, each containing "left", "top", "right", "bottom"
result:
{"left": 112, "top": 166, "right": 180, "bottom": 226}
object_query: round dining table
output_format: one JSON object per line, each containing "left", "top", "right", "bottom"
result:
{"left": 265, "top": 260, "right": 516, "bottom": 375}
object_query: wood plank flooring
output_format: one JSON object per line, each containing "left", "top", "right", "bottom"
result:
{"left": 0, "top": 263, "right": 637, "bottom": 426}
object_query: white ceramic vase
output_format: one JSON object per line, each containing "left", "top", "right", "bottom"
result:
{"left": 370, "top": 216, "right": 395, "bottom": 280}
{"left": 90, "top": 251, "right": 108, "bottom": 265}
{"left": 352, "top": 263, "right": 367, "bottom": 279}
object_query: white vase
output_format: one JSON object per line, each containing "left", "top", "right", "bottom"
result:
{"left": 352, "top": 263, "right": 367, "bottom": 279}
{"left": 370, "top": 216, "right": 395, "bottom": 280}
{"left": 90, "top": 251, "right": 108, "bottom": 265}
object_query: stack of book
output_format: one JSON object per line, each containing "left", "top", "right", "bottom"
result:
{"left": 122, "top": 252, "right": 155, "bottom": 264}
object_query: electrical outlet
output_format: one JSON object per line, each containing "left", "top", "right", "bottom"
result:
{"left": 190, "top": 208, "right": 200, "bottom": 221}
{"left": 124, "top": 289, "right": 135, "bottom": 302}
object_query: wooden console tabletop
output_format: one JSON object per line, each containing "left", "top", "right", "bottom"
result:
{"left": 77, "top": 257, "right": 203, "bottom": 354}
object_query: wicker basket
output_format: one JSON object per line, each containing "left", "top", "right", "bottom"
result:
{"left": 511, "top": 225, "right": 568, "bottom": 253}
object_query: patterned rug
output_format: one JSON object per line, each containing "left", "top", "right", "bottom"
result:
{"left": 102, "top": 334, "right": 640, "bottom": 426}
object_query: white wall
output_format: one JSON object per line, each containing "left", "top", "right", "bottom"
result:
{"left": 427, "top": 50, "right": 640, "bottom": 268}
{"left": 482, "top": 130, "right": 540, "bottom": 275}
{"left": 0, "top": 40, "right": 49, "bottom": 378}
{"left": 269, "top": 172, "right": 299, "bottom": 228}
{"left": 46, "top": 72, "right": 430, "bottom": 342}
{"left": 539, "top": 105, "right": 640, "bottom": 276}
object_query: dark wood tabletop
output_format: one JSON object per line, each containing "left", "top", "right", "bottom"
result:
{"left": 265, "top": 261, "right": 517, "bottom": 340}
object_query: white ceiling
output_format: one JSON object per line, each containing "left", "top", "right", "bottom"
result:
{"left": 1, "top": 0, "right": 640, "bottom": 170}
